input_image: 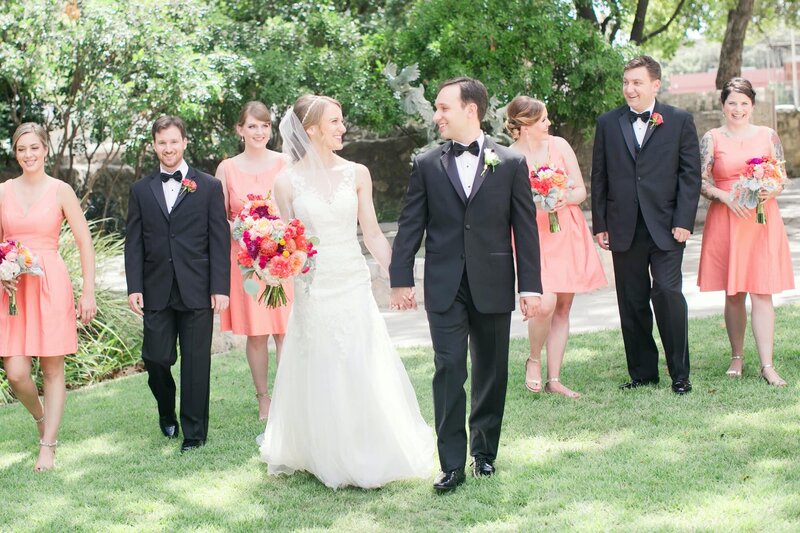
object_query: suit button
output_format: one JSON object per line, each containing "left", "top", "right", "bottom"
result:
{"left": 465, "top": 224, "right": 471, "bottom": 230}
{"left": 168, "top": 258, "right": 173, "bottom": 262}
{"left": 171, "top": 234, "right": 176, "bottom": 238}
{"left": 460, "top": 254, "right": 465, "bottom": 260}
{"left": 637, "top": 176, "right": 642, "bottom": 181}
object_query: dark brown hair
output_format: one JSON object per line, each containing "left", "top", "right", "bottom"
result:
{"left": 624, "top": 55, "right": 662, "bottom": 81}
{"left": 237, "top": 101, "right": 271, "bottom": 127}
{"left": 720, "top": 77, "right": 756, "bottom": 105}
{"left": 292, "top": 94, "right": 341, "bottom": 129}
{"left": 505, "top": 96, "right": 546, "bottom": 140}
{"left": 12, "top": 122, "right": 49, "bottom": 151}
{"left": 438, "top": 77, "right": 489, "bottom": 120}
{"left": 151, "top": 115, "right": 187, "bottom": 141}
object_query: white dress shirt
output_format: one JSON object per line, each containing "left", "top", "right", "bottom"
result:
{"left": 161, "top": 160, "right": 189, "bottom": 213}
{"left": 630, "top": 101, "right": 655, "bottom": 146}
{"left": 453, "top": 131, "right": 485, "bottom": 196}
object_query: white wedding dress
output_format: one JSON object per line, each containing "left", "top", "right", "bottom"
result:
{"left": 259, "top": 163, "right": 434, "bottom": 489}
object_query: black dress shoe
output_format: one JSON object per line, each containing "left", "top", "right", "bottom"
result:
{"left": 671, "top": 380, "right": 692, "bottom": 395}
{"left": 159, "top": 416, "right": 179, "bottom": 439}
{"left": 619, "top": 378, "right": 659, "bottom": 390}
{"left": 471, "top": 456, "right": 495, "bottom": 477}
{"left": 180, "top": 439, "right": 205, "bottom": 453}
{"left": 433, "top": 469, "right": 466, "bottom": 492}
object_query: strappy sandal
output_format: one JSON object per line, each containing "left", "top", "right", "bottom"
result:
{"left": 545, "top": 377, "right": 581, "bottom": 399}
{"left": 761, "top": 364, "right": 787, "bottom": 387}
{"left": 726, "top": 355, "right": 744, "bottom": 378}
{"left": 256, "top": 392, "right": 271, "bottom": 421}
{"left": 524, "top": 358, "right": 542, "bottom": 393}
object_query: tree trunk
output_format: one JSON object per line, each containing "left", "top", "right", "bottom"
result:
{"left": 716, "top": 0, "right": 755, "bottom": 90}
{"left": 629, "top": 0, "right": 649, "bottom": 44}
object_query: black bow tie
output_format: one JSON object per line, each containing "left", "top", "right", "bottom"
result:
{"left": 629, "top": 110, "right": 651, "bottom": 123}
{"left": 160, "top": 170, "right": 182, "bottom": 183}
{"left": 452, "top": 140, "right": 480, "bottom": 157}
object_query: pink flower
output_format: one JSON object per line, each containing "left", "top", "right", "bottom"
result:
{"left": 180, "top": 178, "right": 197, "bottom": 194}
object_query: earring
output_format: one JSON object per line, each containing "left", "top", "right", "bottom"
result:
{"left": 240, "top": 136, "right": 244, "bottom": 143}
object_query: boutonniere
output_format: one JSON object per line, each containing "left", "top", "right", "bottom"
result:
{"left": 180, "top": 178, "right": 197, "bottom": 194}
{"left": 482, "top": 148, "right": 501, "bottom": 176}
{"left": 649, "top": 112, "right": 664, "bottom": 128}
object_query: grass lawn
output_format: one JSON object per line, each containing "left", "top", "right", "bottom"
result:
{"left": 2, "top": 305, "right": 800, "bottom": 532}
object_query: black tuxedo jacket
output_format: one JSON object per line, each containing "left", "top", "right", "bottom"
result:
{"left": 124, "top": 166, "right": 230, "bottom": 310}
{"left": 591, "top": 101, "right": 701, "bottom": 252}
{"left": 390, "top": 138, "right": 542, "bottom": 314}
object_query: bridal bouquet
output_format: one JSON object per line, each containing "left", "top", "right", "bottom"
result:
{"left": 232, "top": 194, "right": 318, "bottom": 307}
{"left": 529, "top": 165, "right": 570, "bottom": 232}
{"left": 730, "top": 155, "right": 785, "bottom": 224}
{"left": 0, "top": 240, "right": 44, "bottom": 315}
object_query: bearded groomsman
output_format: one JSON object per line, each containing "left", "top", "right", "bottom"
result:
{"left": 125, "top": 116, "right": 230, "bottom": 452}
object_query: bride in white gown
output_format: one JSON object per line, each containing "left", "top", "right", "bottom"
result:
{"left": 258, "top": 94, "right": 434, "bottom": 489}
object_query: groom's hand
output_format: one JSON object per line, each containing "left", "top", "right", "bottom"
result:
{"left": 128, "top": 293, "right": 144, "bottom": 316}
{"left": 520, "top": 295, "right": 541, "bottom": 320}
{"left": 211, "top": 294, "right": 230, "bottom": 314}
{"left": 671, "top": 227, "right": 691, "bottom": 243}
{"left": 390, "top": 287, "right": 416, "bottom": 311}
{"left": 595, "top": 231, "right": 610, "bottom": 251}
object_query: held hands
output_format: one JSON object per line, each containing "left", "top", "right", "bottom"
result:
{"left": 77, "top": 292, "right": 97, "bottom": 325}
{"left": 211, "top": 294, "right": 229, "bottom": 314}
{"left": 390, "top": 287, "right": 417, "bottom": 311}
{"left": 671, "top": 227, "right": 691, "bottom": 243}
{"left": 595, "top": 231, "right": 610, "bottom": 251}
{"left": 717, "top": 192, "right": 748, "bottom": 219}
{"left": 519, "top": 295, "right": 541, "bottom": 320}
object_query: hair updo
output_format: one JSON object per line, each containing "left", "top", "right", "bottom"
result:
{"left": 505, "top": 96, "right": 546, "bottom": 140}
{"left": 720, "top": 77, "right": 756, "bottom": 105}
{"left": 292, "top": 94, "right": 341, "bottom": 129}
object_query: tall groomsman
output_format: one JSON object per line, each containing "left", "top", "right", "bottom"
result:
{"left": 591, "top": 56, "right": 701, "bottom": 395}
{"left": 125, "top": 116, "right": 230, "bottom": 451}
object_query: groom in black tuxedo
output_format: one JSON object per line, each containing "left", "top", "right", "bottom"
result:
{"left": 390, "top": 77, "right": 542, "bottom": 492}
{"left": 591, "top": 56, "right": 701, "bottom": 395}
{"left": 125, "top": 116, "right": 230, "bottom": 452}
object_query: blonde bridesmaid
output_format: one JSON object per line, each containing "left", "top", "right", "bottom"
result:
{"left": 216, "top": 102, "right": 292, "bottom": 420}
{"left": 507, "top": 97, "right": 606, "bottom": 398}
{"left": 0, "top": 123, "right": 96, "bottom": 471}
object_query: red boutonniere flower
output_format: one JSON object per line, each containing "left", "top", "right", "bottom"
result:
{"left": 181, "top": 178, "right": 197, "bottom": 194}
{"left": 649, "top": 112, "right": 664, "bottom": 128}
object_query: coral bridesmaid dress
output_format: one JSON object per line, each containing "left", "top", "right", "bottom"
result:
{"left": 220, "top": 157, "right": 293, "bottom": 336}
{"left": 534, "top": 140, "right": 607, "bottom": 293}
{"left": 0, "top": 179, "right": 77, "bottom": 356}
{"left": 698, "top": 127, "right": 794, "bottom": 294}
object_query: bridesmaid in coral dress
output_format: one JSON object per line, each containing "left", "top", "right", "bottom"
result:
{"left": 216, "top": 102, "right": 292, "bottom": 420}
{"left": 0, "top": 123, "right": 96, "bottom": 471}
{"left": 697, "top": 78, "right": 793, "bottom": 386}
{"left": 507, "top": 97, "right": 607, "bottom": 398}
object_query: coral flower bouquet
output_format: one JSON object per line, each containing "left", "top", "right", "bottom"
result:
{"left": 232, "top": 194, "right": 318, "bottom": 308}
{"left": 0, "top": 240, "right": 44, "bottom": 315}
{"left": 730, "top": 155, "right": 785, "bottom": 224}
{"left": 529, "top": 165, "right": 571, "bottom": 232}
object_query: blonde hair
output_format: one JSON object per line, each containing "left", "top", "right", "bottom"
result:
{"left": 237, "top": 101, "right": 272, "bottom": 127}
{"left": 292, "top": 94, "right": 341, "bottom": 129}
{"left": 12, "top": 122, "right": 49, "bottom": 151}
{"left": 505, "top": 96, "right": 546, "bottom": 140}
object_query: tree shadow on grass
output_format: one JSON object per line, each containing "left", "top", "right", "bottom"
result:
{"left": 1, "top": 308, "right": 799, "bottom": 531}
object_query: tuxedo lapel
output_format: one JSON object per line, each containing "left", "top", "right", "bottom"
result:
{"left": 148, "top": 171, "right": 170, "bottom": 220}
{"left": 468, "top": 140, "right": 491, "bottom": 202}
{"left": 170, "top": 166, "right": 195, "bottom": 213}
{"left": 440, "top": 143, "right": 468, "bottom": 205}
{"left": 639, "top": 100, "right": 661, "bottom": 152}
{"left": 617, "top": 111, "right": 637, "bottom": 160}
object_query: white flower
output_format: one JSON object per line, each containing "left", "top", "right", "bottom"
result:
{"left": 0, "top": 260, "right": 21, "bottom": 281}
{"left": 482, "top": 148, "right": 501, "bottom": 176}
